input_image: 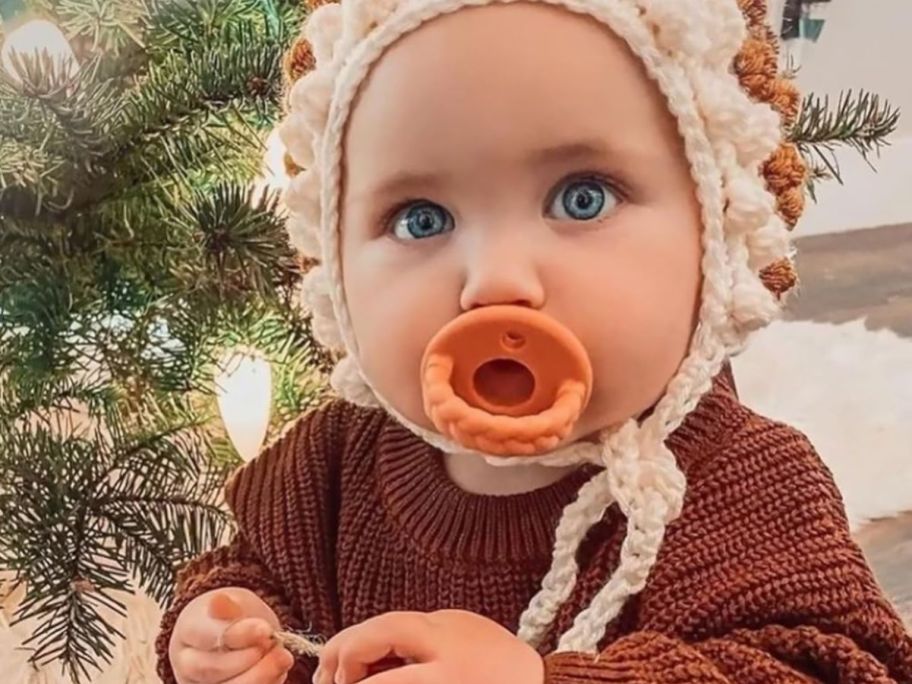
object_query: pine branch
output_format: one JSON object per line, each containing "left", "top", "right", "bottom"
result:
{"left": 0, "top": 55, "right": 126, "bottom": 216}
{"left": 0, "top": 4, "right": 293, "bottom": 217}
{"left": 1, "top": 188, "right": 301, "bottom": 403}
{"left": 0, "top": 139, "right": 70, "bottom": 214}
{"left": 789, "top": 89, "right": 901, "bottom": 188}
{"left": 0, "top": 394, "right": 231, "bottom": 682}
{"left": 114, "top": 30, "right": 284, "bottom": 156}
{"left": 2, "top": 204, "right": 224, "bottom": 394}
{"left": 55, "top": 0, "right": 152, "bottom": 54}
{"left": 0, "top": 1, "right": 321, "bottom": 678}
{"left": 73, "top": 179, "right": 300, "bottom": 303}
{"left": 146, "top": 0, "right": 294, "bottom": 57}
{"left": 801, "top": 160, "right": 835, "bottom": 203}
{"left": 172, "top": 182, "right": 300, "bottom": 299}
{"left": 115, "top": 102, "right": 268, "bottom": 192}
{"left": 0, "top": 52, "right": 111, "bottom": 150}
{"left": 0, "top": 371, "right": 115, "bottom": 429}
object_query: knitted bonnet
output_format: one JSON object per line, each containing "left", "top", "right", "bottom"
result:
{"left": 276, "top": 0, "right": 807, "bottom": 654}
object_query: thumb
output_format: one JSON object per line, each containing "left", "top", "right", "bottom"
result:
{"left": 208, "top": 591, "right": 244, "bottom": 621}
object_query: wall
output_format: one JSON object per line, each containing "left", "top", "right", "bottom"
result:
{"left": 794, "top": 0, "right": 912, "bottom": 137}
{"left": 782, "top": 0, "right": 912, "bottom": 235}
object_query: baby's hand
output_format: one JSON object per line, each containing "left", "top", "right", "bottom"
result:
{"left": 169, "top": 587, "right": 295, "bottom": 684}
{"left": 315, "top": 609, "right": 544, "bottom": 684}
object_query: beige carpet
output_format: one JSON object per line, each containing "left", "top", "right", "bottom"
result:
{"left": 0, "top": 574, "right": 161, "bottom": 683}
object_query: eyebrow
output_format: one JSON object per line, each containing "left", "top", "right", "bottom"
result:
{"left": 356, "top": 170, "right": 450, "bottom": 206}
{"left": 352, "top": 139, "right": 615, "bottom": 204}
{"left": 525, "top": 139, "right": 611, "bottom": 165}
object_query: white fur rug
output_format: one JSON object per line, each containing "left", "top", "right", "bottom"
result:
{"left": 2, "top": 318, "right": 910, "bottom": 682}
{"left": 733, "top": 318, "right": 912, "bottom": 531}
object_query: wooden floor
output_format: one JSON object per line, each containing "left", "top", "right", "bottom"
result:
{"left": 787, "top": 223, "right": 912, "bottom": 336}
{"left": 784, "top": 222, "right": 912, "bottom": 627}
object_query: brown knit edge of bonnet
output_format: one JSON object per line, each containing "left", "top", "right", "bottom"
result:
{"left": 281, "top": 0, "right": 332, "bottom": 178}
{"left": 279, "top": 1, "right": 332, "bottom": 281}
{"left": 735, "top": 0, "right": 805, "bottom": 296}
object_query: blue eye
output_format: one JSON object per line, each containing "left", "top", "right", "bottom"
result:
{"left": 390, "top": 201, "right": 454, "bottom": 240}
{"left": 548, "top": 178, "right": 619, "bottom": 222}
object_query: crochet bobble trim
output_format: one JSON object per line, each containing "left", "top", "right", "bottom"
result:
{"left": 275, "top": 0, "right": 803, "bottom": 655}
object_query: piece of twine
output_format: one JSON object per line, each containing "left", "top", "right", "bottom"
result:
{"left": 273, "top": 629, "right": 325, "bottom": 657}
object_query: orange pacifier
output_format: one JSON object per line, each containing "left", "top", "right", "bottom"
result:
{"left": 420, "top": 305, "right": 593, "bottom": 456}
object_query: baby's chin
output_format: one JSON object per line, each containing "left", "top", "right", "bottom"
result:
{"left": 548, "top": 387, "right": 663, "bottom": 451}
{"left": 562, "top": 411, "right": 626, "bottom": 448}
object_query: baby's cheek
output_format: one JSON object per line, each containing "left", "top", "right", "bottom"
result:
{"left": 571, "top": 270, "right": 697, "bottom": 424}
{"left": 581, "top": 327, "right": 686, "bottom": 431}
{"left": 344, "top": 251, "right": 459, "bottom": 427}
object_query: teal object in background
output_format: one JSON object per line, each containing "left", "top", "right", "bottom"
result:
{"left": 781, "top": 0, "right": 831, "bottom": 43}
{"left": 802, "top": 16, "right": 827, "bottom": 42}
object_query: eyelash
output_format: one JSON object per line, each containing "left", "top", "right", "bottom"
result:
{"left": 379, "top": 169, "right": 628, "bottom": 234}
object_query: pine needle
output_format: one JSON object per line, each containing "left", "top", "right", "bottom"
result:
{"left": 789, "top": 89, "right": 901, "bottom": 189}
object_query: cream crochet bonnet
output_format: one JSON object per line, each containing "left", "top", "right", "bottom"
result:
{"left": 276, "top": 0, "right": 807, "bottom": 655}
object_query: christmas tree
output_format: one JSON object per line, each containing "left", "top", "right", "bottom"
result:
{"left": 0, "top": 0, "right": 900, "bottom": 681}
{"left": 0, "top": 0, "right": 329, "bottom": 680}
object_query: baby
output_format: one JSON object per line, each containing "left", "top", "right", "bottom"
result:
{"left": 156, "top": 0, "right": 912, "bottom": 683}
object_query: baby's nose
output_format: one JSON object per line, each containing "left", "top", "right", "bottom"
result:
{"left": 459, "top": 236, "right": 545, "bottom": 311}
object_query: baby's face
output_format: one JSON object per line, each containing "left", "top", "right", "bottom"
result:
{"left": 339, "top": 2, "right": 703, "bottom": 443}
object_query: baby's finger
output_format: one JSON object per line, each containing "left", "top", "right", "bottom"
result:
{"left": 221, "top": 617, "right": 276, "bottom": 651}
{"left": 222, "top": 645, "right": 294, "bottom": 684}
{"left": 181, "top": 616, "right": 272, "bottom": 651}
{"left": 336, "top": 653, "right": 408, "bottom": 684}
{"left": 173, "top": 645, "right": 266, "bottom": 683}
{"left": 359, "top": 663, "right": 435, "bottom": 684}
{"left": 209, "top": 592, "right": 244, "bottom": 622}
{"left": 178, "top": 614, "right": 224, "bottom": 650}
{"left": 321, "top": 613, "right": 431, "bottom": 684}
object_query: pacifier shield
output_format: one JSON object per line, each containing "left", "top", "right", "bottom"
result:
{"left": 420, "top": 305, "right": 593, "bottom": 456}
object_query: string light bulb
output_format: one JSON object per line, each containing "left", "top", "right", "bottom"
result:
{"left": 0, "top": 1, "right": 76, "bottom": 83}
{"left": 215, "top": 349, "right": 273, "bottom": 462}
{"left": 250, "top": 128, "right": 292, "bottom": 208}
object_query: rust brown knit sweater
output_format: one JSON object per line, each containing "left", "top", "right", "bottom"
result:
{"left": 155, "top": 376, "right": 912, "bottom": 684}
